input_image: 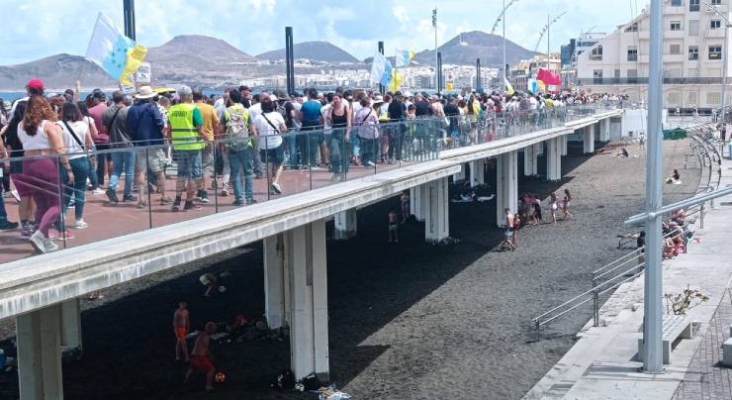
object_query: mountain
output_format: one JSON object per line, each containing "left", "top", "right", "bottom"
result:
{"left": 257, "top": 41, "right": 359, "bottom": 64}
{"left": 411, "top": 31, "right": 538, "bottom": 67}
{"left": 0, "top": 54, "right": 116, "bottom": 90}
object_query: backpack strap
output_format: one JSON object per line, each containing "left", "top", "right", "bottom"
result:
{"left": 261, "top": 113, "right": 280, "bottom": 134}
{"left": 62, "top": 120, "right": 85, "bottom": 151}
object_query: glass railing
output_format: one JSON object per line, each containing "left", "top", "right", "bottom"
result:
{"left": 0, "top": 106, "right": 607, "bottom": 262}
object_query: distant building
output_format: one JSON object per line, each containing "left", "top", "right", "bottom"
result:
{"left": 575, "top": 0, "right": 731, "bottom": 113}
{"left": 509, "top": 54, "right": 562, "bottom": 90}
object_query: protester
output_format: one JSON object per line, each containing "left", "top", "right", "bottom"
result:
{"left": 103, "top": 91, "right": 135, "bottom": 205}
{"left": 168, "top": 86, "right": 206, "bottom": 211}
{"left": 57, "top": 102, "right": 93, "bottom": 229}
{"left": 222, "top": 89, "right": 257, "bottom": 206}
{"left": 356, "top": 96, "right": 382, "bottom": 167}
{"left": 193, "top": 90, "right": 219, "bottom": 203}
{"left": 252, "top": 97, "right": 286, "bottom": 195}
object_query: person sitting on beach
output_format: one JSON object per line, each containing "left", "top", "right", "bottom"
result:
{"left": 665, "top": 169, "right": 681, "bottom": 184}
{"left": 618, "top": 147, "right": 629, "bottom": 158}
{"left": 173, "top": 301, "right": 190, "bottom": 362}
{"left": 662, "top": 236, "right": 676, "bottom": 259}
{"left": 184, "top": 321, "right": 217, "bottom": 392}
{"left": 200, "top": 273, "right": 218, "bottom": 297}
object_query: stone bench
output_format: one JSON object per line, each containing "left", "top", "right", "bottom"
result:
{"left": 637, "top": 315, "right": 694, "bottom": 364}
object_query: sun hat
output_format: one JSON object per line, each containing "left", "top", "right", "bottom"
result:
{"left": 135, "top": 86, "right": 158, "bottom": 100}
{"left": 372, "top": 95, "right": 385, "bottom": 105}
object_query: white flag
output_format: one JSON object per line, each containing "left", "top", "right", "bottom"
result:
{"left": 370, "top": 52, "right": 387, "bottom": 84}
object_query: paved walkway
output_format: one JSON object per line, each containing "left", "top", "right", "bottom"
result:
{"left": 525, "top": 142, "right": 732, "bottom": 400}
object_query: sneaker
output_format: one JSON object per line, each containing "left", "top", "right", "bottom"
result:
{"left": 232, "top": 199, "right": 245, "bottom": 206}
{"left": 92, "top": 188, "right": 105, "bottom": 196}
{"left": 122, "top": 194, "right": 136, "bottom": 202}
{"left": 160, "top": 197, "right": 174, "bottom": 205}
{"left": 271, "top": 182, "right": 282, "bottom": 194}
{"left": 221, "top": 188, "right": 229, "bottom": 197}
{"left": 21, "top": 224, "right": 34, "bottom": 237}
{"left": 74, "top": 220, "right": 89, "bottom": 230}
{"left": 43, "top": 236, "right": 59, "bottom": 252}
{"left": 106, "top": 189, "right": 119, "bottom": 204}
{"left": 9, "top": 190, "right": 20, "bottom": 203}
{"left": 172, "top": 197, "right": 182, "bottom": 212}
{"left": 184, "top": 201, "right": 202, "bottom": 211}
{"left": 246, "top": 198, "right": 257, "bottom": 205}
{"left": 136, "top": 201, "right": 148, "bottom": 209}
{"left": 197, "top": 191, "right": 210, "bottom": 203}
{"left": 54, "top": 231, "right": 75, "bottom": 241}
{"left": 29, "top": 231, "right": 48, "bottom": 253}
{"left": 0, "top": 220, "right": 19, "bottom": 230}
{"left": 68, "top": 198, "right": 76, "bottom": 208}
{"left": 310, "top": 166, "right": 325, "bottom": 171}
{"left": 366, "top": 161, "right": 376, "bottom": 167}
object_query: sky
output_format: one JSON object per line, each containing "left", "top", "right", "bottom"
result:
{"left": 0, "top": 0, "right": 638, "bottom": 66}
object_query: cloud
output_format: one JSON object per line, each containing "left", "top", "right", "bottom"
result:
{"left": 0, "top": 0, "right": 635, "bottom": 65}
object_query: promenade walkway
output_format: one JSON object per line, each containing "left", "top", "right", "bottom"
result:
{"left": 525, "top": 144, "right": 732, "bottom": 400}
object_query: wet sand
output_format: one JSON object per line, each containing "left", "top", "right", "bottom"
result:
{"left": 0, "top": 139, "right": 700, "bottom": 399}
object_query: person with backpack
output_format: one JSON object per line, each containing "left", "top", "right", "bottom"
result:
{"left": 221, "top": 89, "right": 258, "bottom": 206}
{"left": 102, "top": 91, "right": 135, "bottom": 207}
{"left": 167, "top": 86, "right": 206, "bottom": 211}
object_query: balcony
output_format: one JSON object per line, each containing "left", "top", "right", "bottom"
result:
{"left": 663, "top": 53, "right": 685, "bottom": 63}
{"left": 665, "top": 30, "right": 686, "bottom": 39}
{"left": 577, "top": 76, "right": 727, "bottom": 85}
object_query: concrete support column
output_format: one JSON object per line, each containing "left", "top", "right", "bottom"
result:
{"left": 495, "top": 151, "right": 519, "bottom": 227}
{"left": 452, "top": 163, "right": 466, "bottom": 183}
{"left": 561, "top": 135, "right": 568, "bottom": 156}
{"left": 264, "top": 233, "right": 292, "bottom": 330}
{"left": 469, "top": 159, "right": 485, "bottom": 187}
{"left": 410, "top": 185, "right": 427, "bottom": 222}
{"left": 425, "top": 177, "right": 450, "bottom": 243}
{"left": 600, "top": 119, "right": 609, "bottom": 141}
{"left": 536, "top": 141, "right": 544, "bottom": 156}
{"left": 60, "top": 299, "right": 81, "bottom": 357}
{"left": 17, "top": 305, "right": 64, "bottom": 400}
{"left": 289, "top": 220, "right": 329, "bottom": 381}
{"left": 524, "top": 145, "right": 538, "bottom": 176}
{"left": 546, "top": 137, "right": 562, "bottom": 181}
{"left": 334, "top": 209, "right": 357, "bottom": 240}
{"left": 583, "top": 126, "right": 595, "bottom": 154}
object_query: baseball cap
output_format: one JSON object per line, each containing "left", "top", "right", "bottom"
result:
{"left": 92, "top": 88, "right": 106, "bottom": 100}
{"left": 26, "top": 78, "right": 45, "bottom": 91}
{"left": 178, "top": 85, "right": 193, "bottom": 96}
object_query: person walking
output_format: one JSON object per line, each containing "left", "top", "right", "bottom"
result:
{"left": 252, "top": 96, "right": 287, "bottom": 195}
{"left": 167, "top": 86, "right": 206, "bottom": 211}
{"left": 221, "top": 90, "right": 257, "bottom": 206}
{"left": 102, "top": 91, "right": 135, "bottom": 205}
{"left": 562, "top": 188, "right": 573, "bottom": 220}
{"left": 327, "top": 93, "right": 351, "bottom": 181}
{"left": 57, "top": 102, "right": 93, "bottom": 229}
{"left": 193, "top": 90, "right": 219, "bottom": 203}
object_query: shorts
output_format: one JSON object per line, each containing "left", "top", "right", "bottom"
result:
{"left": 201, "top": 143, "right": 214, "bottom": 174}
{"left": 136, "top": 148, "right": 166, "bottom": 174}
{"left": 260, "top": 145, "right": 285, "bottom": 165}
{"left": 389, "top": 223, "right": 398, "bottom": 231}
{"left": 551, "top": 203, "right": 558, "bottom": 211}
{"left": 175, "top": 150, "right": 202, "bottom": 179}
{"left": 175, "top": 327, "right": 187, "bottom": 341}
{"left": 505, "top": 228, "right": 514, "bottom": 237}
{"left": 565, "top": 201, "right": 571, "bottom": 208}
{"left": 189, "top": 355, "right": 214, "bottom": 373}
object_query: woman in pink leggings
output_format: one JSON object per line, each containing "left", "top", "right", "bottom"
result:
{"left": 18, "top": 95, "right": 73, "bottom": 254}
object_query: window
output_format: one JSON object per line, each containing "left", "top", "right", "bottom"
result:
{"left": 614, "top": 69, "right": 621, "bottom": 78}
{"left": 688, "top": 92, "right": 698, "bottom": 106}
{"left": 624, "top": 22, "right": 639, "bottom": 32}
{"left": 589, "top": 45, "right": 603, "bottom": 60}
{"left": 689, "top": 20, "right": 699, "bottom": 36}
{"left": 690, "top": 0, "right": 700, "bottom": 11}
{"left": 711, "top": 20, "right": 722, "bottom": 29}
{"left": 689, "top": 46, "right": 699, "bottom": 60}
{"left": 670, "top": 21, "right": 682, "bottom": 31}
{"left": 712, "top": 0, "right": 722, "bottom": 4}
{"left": 628, "top": 46, "right": 638, "bottom": 61}
{"left": 671, "top": 0, "right": 682, "bottom": 5}
{"left": 710, "top": 45, "right": 723, "bottom": 60}
{"left": 593, "top": 69, "right": 603, "bottom": 83}
{"left": 668, "top": 92, "right": 681, "bottom": 105}
{"left": 707, "top": 92, "right": 721, "bottom": 106}
{"left": 670, "top": 44, "right": 681, "bottom": 54}
{"left": 627, "top": 69, "right": 638, "bottom": 78}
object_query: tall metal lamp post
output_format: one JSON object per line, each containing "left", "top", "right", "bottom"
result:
{"left": 534, "top": 12, "right": 567, "bottom": 69}
{"left": 433, "top": 8, "right": 438, "bottom": 91}
{"left": 492, "top": 0, "right": 520, "bottom": 91}
{"left": 704, "top": 1, "right": 730, "bottom": 144}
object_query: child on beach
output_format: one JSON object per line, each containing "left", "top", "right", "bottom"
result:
{"left": 501, "top": 208, "right": 517, "bottom": 251}
{"left": 184, "top": 321, "right": 217, "bottom": 392}
{"left": 549, "top": 192, "right": 558, "bottom": 223}
{"left": 388, "top": 208, "right": 399, "bottom": 243}
{"left": 562, "top": 189, "right": 573, "bottom": 220}
{"left": 173, "top": 301, "right": 190, "bottom": 362}
{"left": 400, "top": 191, "right": 410, "bottom": 223}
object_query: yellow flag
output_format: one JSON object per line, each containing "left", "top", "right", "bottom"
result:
{"left": 120, "top": 43, "right": 148, "bottom": 87}
{"left": 446, "top": 82, "right": 454, "bottom": 91}
{"left": 504, "top": 77, "right": 515, "bottom": 95}
{"left": 389, "top": 70, "right": 403, "bottom": 92}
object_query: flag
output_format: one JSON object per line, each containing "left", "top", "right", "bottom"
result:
{"left": 395, "top": 49, "right": 416, "bottom": 67}
{"left": 446, "top": 82, "right": 454, "bottom": 91}
{"left": 527, "top": 79, "right": 539, "bottom": 94}
{"left": 388, "top": 70, "right": 403, "bottom": 92}
{"left": 504, "top": 77, "right": 515, "bottom": 95}
{"left": 536, "top": 67, "right": 561, "bottom": 85}
{"left": 537, "top": 80, "right": 546, "bottom": 91}
{"left": 370, "top": 51, "right": 393, "bottom": 86}
{"left": 85, "top": 12, "right": 147, "bottom": 87}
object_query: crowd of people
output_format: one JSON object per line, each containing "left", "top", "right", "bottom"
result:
{"left": 500, "top": 189, "right": 574, "bottom": 251}
{"left": 635, "top": 208, "right": 693, "bottom": 262}
{"left": 0, "top": 77, "right": 623, "bottom": 254}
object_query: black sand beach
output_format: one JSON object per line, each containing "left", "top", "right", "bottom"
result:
{"left": 0, "top": 139, "right": 701, "bottom": 399}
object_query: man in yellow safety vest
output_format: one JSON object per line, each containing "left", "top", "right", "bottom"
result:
{"left": 166, "top": 85, "right": 206, "bottom": 211}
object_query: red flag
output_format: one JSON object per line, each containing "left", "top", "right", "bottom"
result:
{"left": 537, "top": 68, "right": 562, "bottom": 86}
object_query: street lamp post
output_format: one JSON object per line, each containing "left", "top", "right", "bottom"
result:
{"left": 433, "top": 8, "right": 438, "bottom": 91}
{"left": 534, "top": 12, "right": 567, "bottom": 69}
{"left": 704, "top": 2, "right": 730, "bottom": 144}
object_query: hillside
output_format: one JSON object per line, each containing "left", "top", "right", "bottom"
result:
{"left": 0, "top": 54, "right": 115, "bottom": 90}
{"left": 412, "top": 31, "right": 538, "bottom": 67}
{"left": 257, "top": 41, "right": 359, "bottom": 64}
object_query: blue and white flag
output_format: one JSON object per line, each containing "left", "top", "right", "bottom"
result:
{"left": 369, "top": 51, "right": 393, "bottom": 86}
{"left": 85, "top": 12, "right": 147, "bottom": 86}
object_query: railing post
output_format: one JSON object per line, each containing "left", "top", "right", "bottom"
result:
{"left": 700, "top": 204, "right": 705, "bottom": 229}
{"left": 592, "top": 278, "right": 600, "bottom": 328}
{"left": 535, "top": 319, "right": 541, "bottom": 341}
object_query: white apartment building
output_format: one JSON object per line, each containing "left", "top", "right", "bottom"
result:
{"left": 576, "top": 0, "right": 731, "bottom": 112}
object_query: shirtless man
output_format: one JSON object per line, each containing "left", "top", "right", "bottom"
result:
{"left": 504, "top": 208, "right": 517, "bottom": 251}
{"left": 173, "top": 301, "right": 190, "bottom": 362}
{"left": 184, "top": 321, "right": 217, "bottom": 392}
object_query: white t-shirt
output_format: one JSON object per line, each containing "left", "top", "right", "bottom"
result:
{"left": 249, "top": 102, "right": 262, "bottom": 122}
{"left": 321, "top": 103, "right": 333, "bottom": 134}
{"left": 253, "top": 111, "right": 285, "bottom": 150}
{"left": 58, "top": 120, "right": 90, "bottom": 159}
